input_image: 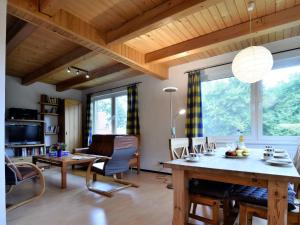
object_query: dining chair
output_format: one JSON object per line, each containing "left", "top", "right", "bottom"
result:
{"left": 237, "top": 147, "right": 299, "bottom": 225}
{"left": 207, "top": 137, "right": 217, "bottom": 150}
{"left": 169, "top": 138, "right": 232, "bottom": 225}
{"left": 5, "top": 154, "right": 45, "bottom": 211}
{"left": 191, "top": 137, "right": 206, "bottom": 154}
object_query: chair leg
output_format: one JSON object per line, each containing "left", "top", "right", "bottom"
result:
{"left": 192, "top": 202, "right": 197, "bottom": 214}
{"left": 212, "top": 201, "right": 220, "bottom": 225}
{"left": 93, "top": 173, "right": 97, "bottom": 181}
{"left": 239, "top": 203, "right": 247, "bottom": 225}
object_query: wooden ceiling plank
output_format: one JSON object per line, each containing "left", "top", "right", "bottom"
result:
{"left": 6, "top": 22, "right": 36, "bottom": 55}
{"left": 56, "top": 63, "right": 129, "bottom": 91}
{"left": 145, "top": 4, "right": 300, "bottom": 63}
{"left": 22, "top": 47, "right": 93, "bottom": 85}
{"left": 39, "top": 0, "right": 65, "bottom": 16}
{"left": 106, "top": 0, "right": 223, "bottom": 44}
{"left": 8, "top": 0, "right": 168, "bottom": 80}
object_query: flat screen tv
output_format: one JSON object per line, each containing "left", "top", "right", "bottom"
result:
{"left": 6, "top": 124, "right": 41, "bottom": 144}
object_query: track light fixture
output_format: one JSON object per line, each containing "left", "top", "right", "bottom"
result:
{"left": 67, "top": 66, "right": 90, "bottom": 79}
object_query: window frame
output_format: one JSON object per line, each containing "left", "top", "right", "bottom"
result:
{"left": 91, "top": 90, "right": 127, "bottom": 135}
{"left": 201, "top": 67, "right": 300, "bottom": 145}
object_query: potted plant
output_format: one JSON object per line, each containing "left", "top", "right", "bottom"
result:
{"left": 49, "top": 143, "right": 67, "bottom": 157}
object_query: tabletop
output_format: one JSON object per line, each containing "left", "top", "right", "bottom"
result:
{"left": 164, "top": 148, "right": 300, "bottom": 182}
{"left": 33, "top": 154, "right": 97, "bottom": 163}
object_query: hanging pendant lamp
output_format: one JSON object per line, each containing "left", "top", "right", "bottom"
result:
{"left": 232, "top": 1, "right": 273, "bottom": 83}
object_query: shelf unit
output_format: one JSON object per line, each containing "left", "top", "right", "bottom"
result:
{"left": 40, "top": 94, "right": 63, "bottom": 146}
{"left": 6, "top": 119, "right": 45, "bottom": 123}
{"left": 5, "top": 118, "right": 46, "bottom": 159}
{"left": 5, "top": 143, "right": 45, "bottom": 148}
{"left": 40, "top": 113, "right": 59, "bottom": 116}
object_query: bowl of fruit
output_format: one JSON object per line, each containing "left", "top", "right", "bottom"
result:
{"left": 225, "top": 148, "right": 250, "bottom": 158}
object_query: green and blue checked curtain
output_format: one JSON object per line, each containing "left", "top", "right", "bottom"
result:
{"left": 126, "top": 85, "right": 140, "bottom": 135}
{"left": 84, "top": 94, "right": 93, "bottom": 146}
{"left": 185, "top": 71, "right": 203, "bottom": 137}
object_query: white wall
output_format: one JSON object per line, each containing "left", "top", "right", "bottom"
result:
{"left": 0, "top": 0, "right": 7, "bottom": 223}
{"left": 83, "top": 36, "right": 300, "bottom": 172}
{"left": 5, "top": 75, "right": 83, "bottom": 146}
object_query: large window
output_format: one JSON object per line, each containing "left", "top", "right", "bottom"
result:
{"left": 202, "top": 77, "right": 251, "bottom": 136}
{"left": 262, "top": 65, "right": 300, "bottom": 136}
{"left": 201, "top": 64, "right": 300, "bottom": 142}
{"left": 92, "top": 91, "right": 127, "bottom": 135}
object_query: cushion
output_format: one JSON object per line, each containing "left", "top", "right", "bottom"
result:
{"left": 229, "top": 184, "right": 296, "bottom": 211}
{"left": 18, "top": 166, "right": 38, "bottom": 180}
{"left": 189, "top": 179, "right": 234, "bottom": 199}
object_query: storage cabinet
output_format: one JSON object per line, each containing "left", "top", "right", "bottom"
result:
{"left": 59, "top": 99, "right": 82, "bottom": 152}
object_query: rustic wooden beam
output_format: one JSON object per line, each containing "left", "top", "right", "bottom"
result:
{"left": 106, "top": 0, "right": 222, "bottom": 45}
{"left": 146, "top": 6, "right": 300, "bottom": 63}
{"left": 8, "top": 0, "right": 168, "bottom": 80}
{"left": 22, "top": 47, "right": 94, "bottom": 85}
{"left": 6, "top": 21, "right": 36, "bottom": 55}
{"left": 39, "top": 0, "right": 64, "bottom": 16}
{"left": 56, "top": 63, "right": 129, "bottom": 91}
{"left": 145, "top": 4, "right": 300, "bottom": 63}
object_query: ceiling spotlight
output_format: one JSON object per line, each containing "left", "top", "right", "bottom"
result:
{"left": 67, "top": 67, "right": 71, "bottom": 73}
{"left": 86, "top": 74, "right": 90, "bottom": 79}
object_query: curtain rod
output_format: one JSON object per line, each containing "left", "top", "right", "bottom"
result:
{"left": 89, "top": 82, "right": 142, "bottom": 96}
{"left": 184, "top": 46, "right": 300, "bottom": 74}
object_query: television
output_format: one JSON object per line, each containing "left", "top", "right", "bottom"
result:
{"left": 6, "top": 124, "right": 41, "bottom": 144}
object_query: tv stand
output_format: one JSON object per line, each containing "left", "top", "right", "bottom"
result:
{"left": 5, "top": 118, "right": 46, "bottom": 161}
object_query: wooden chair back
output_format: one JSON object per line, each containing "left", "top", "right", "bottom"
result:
{"left": 293, "top": 145, "right": 300, "bottom": 174}
{"left": 207, "top": 137, "right": 217, "bottom": 149}
{"left": 169, "top": 138, "right": 189, "bottom": 160}
{"left": 191, "top": 137, "right": 206, "bottom": 154}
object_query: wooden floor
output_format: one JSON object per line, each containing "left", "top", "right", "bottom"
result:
{"left": 6, "top": 168, "right": 267, "bottom": 225}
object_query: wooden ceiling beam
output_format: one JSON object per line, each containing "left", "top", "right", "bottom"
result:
{"left": 22, "top": 47, "right": 94, "bottom": 85}
{"left": 8, "top": 0, "right": 168, "bottom": 80}
{"left": 6, "top": 21, "right": 36, "bottom": 55}
{"left": 106, "top": 0, "right": 223, "bottom": 45}
{"left": 39, "top": 0, "right": 65, "bottom": 16}
{"left": 145, "top": 5, "right": 300, "bottom": 64}
{"left": 56, "top": 63, "right": 129, "bottom": 92}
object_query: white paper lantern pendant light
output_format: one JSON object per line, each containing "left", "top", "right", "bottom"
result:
{"left": 232, "top": 1, "right": 273, "bottom": 83}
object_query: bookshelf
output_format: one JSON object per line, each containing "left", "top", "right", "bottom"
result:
{"left": 40, "top": 94, "right": 63, "bottom": 146}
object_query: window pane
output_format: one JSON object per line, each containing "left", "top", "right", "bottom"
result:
{"left": 262, "top": 65, "right": 300, "bottom": 136}
{"left": 202, "top": 77, "right": 251, "bottom": 136}
{"left": 94, "top": 98, "right": 112, "bottom": 134}
{"left": 115, "top": 95, "right": 127, "bottom": 134}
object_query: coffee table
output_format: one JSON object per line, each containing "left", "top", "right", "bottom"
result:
{"left": 32, "top": 154, "right": 97, "bottom": 189}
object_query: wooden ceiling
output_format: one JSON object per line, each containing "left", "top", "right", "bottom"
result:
{"left": 5, "top": 0, "right": 300, "bottom": 91}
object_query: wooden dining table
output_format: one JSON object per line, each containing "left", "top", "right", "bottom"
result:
{"left": 164, "top": 148, "right": 300, "bottom": 225}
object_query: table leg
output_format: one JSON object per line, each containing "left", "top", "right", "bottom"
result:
{"left": 267, "top": 180, "right": 288, "bottom": 225}
{"left": 61, "top": 163, "right": 67, "bottom": 189}
{"left": 172, "top": 169, "right": 189, "bottom": 225}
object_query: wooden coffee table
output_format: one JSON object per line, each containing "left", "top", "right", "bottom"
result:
{"left": 32, "top": 154, "right": 97, "bottom": 189}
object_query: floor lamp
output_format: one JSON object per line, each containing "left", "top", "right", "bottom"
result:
{"left": 163, "top": 87, "right": 186, "bottom": 189}
{"left": 163, "top": 87, "right": 178, "bottom": 138}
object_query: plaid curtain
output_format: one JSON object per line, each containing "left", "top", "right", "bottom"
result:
{"left": 185, "top": 71, "right": 203, "bottom": 137}
{"left": 127, "top": 85, "right": 140, "bottom": 135}
{"left": 84, "top": 94, "right": 93, "bottom": 146}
